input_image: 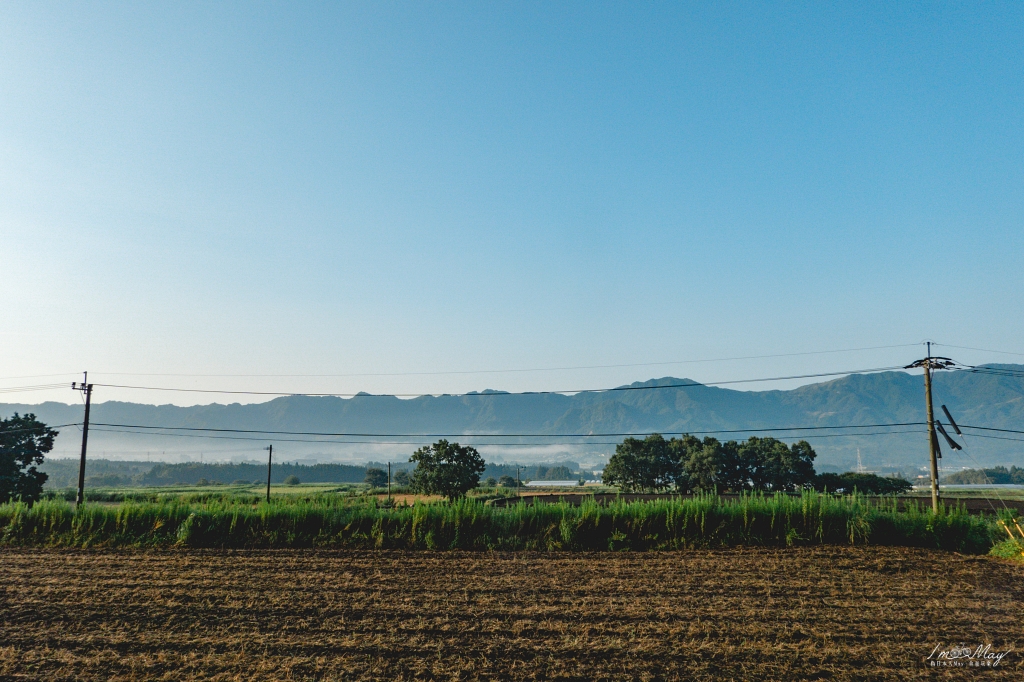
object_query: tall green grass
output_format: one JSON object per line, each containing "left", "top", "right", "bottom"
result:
{"left": 0, "top": 491, "right": 998, "bottom": 553}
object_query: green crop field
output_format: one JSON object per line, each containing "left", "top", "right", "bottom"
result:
{"left": 2, "top": 490, "right": 1015, "bottom": 555}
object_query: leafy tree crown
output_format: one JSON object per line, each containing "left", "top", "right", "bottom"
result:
{"left": 0, "top": 414, "right": 57, "bottom": 504}
{"left": 409, "top": 440, "right": 485, "bottom": 499}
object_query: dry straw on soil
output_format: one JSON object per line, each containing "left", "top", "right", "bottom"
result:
{"left": 1, "top": 547, "right": 1022, "bottom": 680}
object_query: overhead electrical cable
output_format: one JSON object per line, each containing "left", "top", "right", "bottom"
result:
{"left": 957, "top": 433, "right": 1024, "bottom": 444}
{"left": 85, "top": 364, "right": 909, "bottom": 398}
{"left": 89, "top": 420, "right": 927, "bottom": 438}
{"left": 0, "top": 373, "right": 80, "bottom": 381}
{"left": 87, "top": 426, "right": 928, "bottom": 446}
{"left": 957, "top": 366, "right": 1024, "bottom": 379}
{"left": 956, "top": 424, "right": 1024, "bottom": 435}
{"left": 51, "top": 343, "right": 923, "bottom": 378}
{"left": 0, "top": 422, "right": 80, "bottom": 434}
{"left": 0, "top": 383, "right": 73, "bottom": 394}
{"left": 934, "top": 344, "right": 1024, "bottom": 358}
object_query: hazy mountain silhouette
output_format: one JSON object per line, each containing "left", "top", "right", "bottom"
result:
{"left": 4, "top": 366, "right": 1022, "bottom": 469}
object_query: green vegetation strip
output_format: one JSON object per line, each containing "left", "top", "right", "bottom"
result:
{"left": 0, "top": 492, "right": 1003, "bottom": 553}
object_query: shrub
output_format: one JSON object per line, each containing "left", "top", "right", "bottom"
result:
{"left": 812, "top": 472, "right": 912, "bottom": 495}
{"left": 283, "top": 475, "right": 300, "bottom": 486}
{"left": 85, "top": 474, "right": 128, "bottom": 487}
{"left": 990, "top": 538, "right": 1024, "bottom": 561}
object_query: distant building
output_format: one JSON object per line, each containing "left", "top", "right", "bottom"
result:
{"left": 524, "top": 480, "right": 585, "bottom": 487}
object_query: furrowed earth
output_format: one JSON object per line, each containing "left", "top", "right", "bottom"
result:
{"left": 1, "top": 547, "right": 1021, "bottom": 680}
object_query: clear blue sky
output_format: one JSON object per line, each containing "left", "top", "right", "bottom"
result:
{"left": 2, "top": 2, "right": 1022, "bottom": 405}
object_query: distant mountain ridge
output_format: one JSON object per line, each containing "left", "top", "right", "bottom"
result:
{"left": 4, "top": 365, "right": 1023, "bottom": 469}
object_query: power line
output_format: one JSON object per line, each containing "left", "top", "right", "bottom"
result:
{"left": 958, "top": 366, "right": 1024, "bottom": 378}
{"left": 0, "top": 422, "right": 79, "bottom": 434}
{"left": 86, "top": 364, "right": 909, "bottom": 398}
{"left": 88, "top": 427, "right": 627, "bottom": 446}
{"left": 36, "top": 343, "right": 924, "bottom": 378}
{"left": 5, "top": 341, "right": 1020, "bottom": 387}
{"left": 88, "top": 425, "right": 928, "bottom": 446}
{"left": 935, "top": 343, "right": 1024, "bottom": 358}
{"left": 0, "top": 373, "right": 79, "bottom": 381}
{"left": 959, "top": 424, "right": 1024, "bottom": 435}
{"left": 0, "top": 383, "right": 73, "bottom": 394}
{"left": 959, "top": 432, "right": 1024, "bottom": 444}
{"left": 89, "top": 420, "right": 928, "bottom": 438}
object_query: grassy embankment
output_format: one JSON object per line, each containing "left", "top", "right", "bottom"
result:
{"left": 0, "top": 490, "right": 1008, "bottom": 553}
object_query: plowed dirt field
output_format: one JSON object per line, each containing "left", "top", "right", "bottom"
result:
{"left": 1, "top": 547, "right": 1021, "bottom": 680}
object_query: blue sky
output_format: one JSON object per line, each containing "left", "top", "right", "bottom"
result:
{"left": 2, "top": 2, "right": 1022, "bottom": 405}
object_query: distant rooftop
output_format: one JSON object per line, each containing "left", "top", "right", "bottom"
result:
{"left": 524, "top": 480, "right": 589, "bottom": 487}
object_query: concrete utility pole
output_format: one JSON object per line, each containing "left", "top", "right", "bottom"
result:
{"left": 73, "top": 373, "right": 93, "bottom": 507}
{"left": 906, "top": 345, "right": 956, "bottom": 515}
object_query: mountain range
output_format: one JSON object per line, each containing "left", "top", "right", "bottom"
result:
{"left": 4, "top": 365, "right": 1022, "bottom": 471}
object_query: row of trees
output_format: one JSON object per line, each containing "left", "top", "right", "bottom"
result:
{"left": 945, "top": 466, "right": 1024, "bottom": 485}
{"left": 602, "top": 434, "right": 817, "bottom": 493}
{"left": 400, "top": 434, "right": 821, "bottom": 498}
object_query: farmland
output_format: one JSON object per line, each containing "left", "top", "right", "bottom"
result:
{"left": 1, "top": 547, "right": 1022, "bottom": 680}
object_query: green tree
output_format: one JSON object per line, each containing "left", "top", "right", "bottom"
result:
{"left": 602, "top": 434, "right": 680, "bottom": 492}
{"left": 483, "top": 476, "right": 497, "bottom": 487}
{"left": 544, "top": 465, "right": 574, "bottom": 480}
{"left": 409, "top": 440, "right": 486, "bottom": 500}
{"left": 283, "top": 475, "right": 300, "bottom": 485}
{"left": 498, "top": 474, "right": 517, "bottom": 488}
{"left": 678, "top": 435, "right": 721, "bottom": 492}
{"left": 0, "top": 414, "right": 55, "bottom": 505}
{"left": 392, "top": 469, "right": 411, "bottom": 486}
{"left": 364, "top": 467, "right": 388, "bottom": 488}
{"left": 714, "top": 440, "right": 750, "bottom": 491}
{"left": 741, "top": 437, "right": 816, "bottom": 492}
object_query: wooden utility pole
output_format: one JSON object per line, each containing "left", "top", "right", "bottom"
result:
{"left": 923, "top": 344, "right": 940, "bottom": 514}
{"left": 265, "top": 444, "right": 273, "bottom": 503}
{"left": 906, "top": 345, "right": 955, "bottom": 515}
{"left": 73, "top": 373, "right": 93, "bottom": 507}
{"left": 387, "top": 462, "right": 392, "bottom": 502}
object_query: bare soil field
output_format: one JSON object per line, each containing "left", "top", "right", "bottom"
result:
{"left": 1, "top": 548, "right": 1022, "bottom": 681}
